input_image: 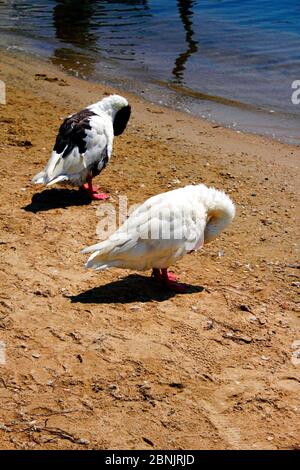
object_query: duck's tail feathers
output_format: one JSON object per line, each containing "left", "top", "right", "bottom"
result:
{"left": 32, "top": 171, "right": 46, "bottom": 184}
{"left": 85, "top": 251, "right": 110, "bottom": 270}
{"left": 32, "top": 171, "right": 69, "bottom": 186}
{"left": 32, "top": 151, "right": 66, "bottom": 185}
{"left": 81, "top": 241, "right": 106, "bottom": 255}
{"left": 82, "top": 236, "right": 125, "bottom": 270}
{"left": 46, "top": 175, "right": 69, "bottom": 186}
{"left": 81, "top": 240, "right": 109, "bottom": 268}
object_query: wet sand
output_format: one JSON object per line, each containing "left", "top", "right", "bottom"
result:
{"left": 0, "top": 50, "right": 299, "bottom": 450}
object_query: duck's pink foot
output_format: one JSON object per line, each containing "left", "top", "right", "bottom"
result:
{"left": 161, "top": 268, "right": 178, "bottom": 282}
{"left": 90, "top": 192, "right": 110, "bottom": 200}
{"left": 165, "top": 271, "right": 177, "bottom": 282}
{"left": 151, "top": 268, "right": 187, "bottom": 292}
{"left": 82, "top": 183, "right": 98, "bottom": 193}
{"left": 161, "top": 269, "right": 187, "bottom": 292}
{"left": 80, "top": 181, "right": 109, "bottom": 200}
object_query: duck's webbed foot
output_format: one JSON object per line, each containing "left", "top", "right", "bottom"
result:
{"left": 81, "top": 178, "right": 109, "bottom": 200}
{"left": 151, "top": 268, "right": 187, "bottom": 292}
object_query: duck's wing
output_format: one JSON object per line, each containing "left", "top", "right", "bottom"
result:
{"left": 32, "top": 109, "right": 113, "bottom": 185}
{"left": 83, "top": 189, "right": 206, "bottom": 270}
{"left": 80, "top": 113, "right": 113, "bottom": 172}
{"left": 53, "top": 109, "right": 98, "bottom": 160}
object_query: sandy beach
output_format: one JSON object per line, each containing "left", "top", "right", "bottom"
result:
{"left": 0, "top": 50, "right": 299, "bottom": 450}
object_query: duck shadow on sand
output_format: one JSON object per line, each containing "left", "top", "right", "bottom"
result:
{"left": 69, "top": 274, "right": 204, "bottom": 304}
{"left": 23, "top": 188, "right": 91, "bottom": 213}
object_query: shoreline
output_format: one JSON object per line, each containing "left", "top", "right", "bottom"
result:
{"left": 0, "top": 49, "right": 299, "bottom": 450}
{"left": 1, "top": 48, "right": 299, "bottom": 169}
{"left": 1, "top": 44, "right": 300, "bottom": 148}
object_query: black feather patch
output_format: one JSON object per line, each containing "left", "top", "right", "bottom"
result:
{"left": 53, "top": 108, "right": 96, "bottom": 159}
{"left": 113, "top": 105, "right": 131, "bottom": 136}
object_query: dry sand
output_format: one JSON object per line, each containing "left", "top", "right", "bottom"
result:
{"left": 0, "top": 50, "right": 299, "bottom": 450}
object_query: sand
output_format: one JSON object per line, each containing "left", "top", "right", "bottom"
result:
{"left": 0, "top": 50, "right": 299, "bottom": 450}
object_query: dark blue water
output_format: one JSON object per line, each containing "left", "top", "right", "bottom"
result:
{"left": 0, "top": 0, "right": 300, "bottom": 144}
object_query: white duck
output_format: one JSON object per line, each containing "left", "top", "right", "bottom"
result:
{"left": 32, "top": 94, "right": 131, "bottom": 200}
{"left": 82, "top": 184, "right": 235, "bottom": 291}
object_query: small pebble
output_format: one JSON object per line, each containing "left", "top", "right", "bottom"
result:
{"left": 130, "top": 305, "right": 141, "bottom": 311}
{"left": 78, "top": 438, "right": 90, "bottom": 445}
{"left": 203, "top": 319, "right": 214, "bottom": 330}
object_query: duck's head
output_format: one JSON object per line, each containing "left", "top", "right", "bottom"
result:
{"left": 99, "top": 94, "right": 131, "bottom": 136}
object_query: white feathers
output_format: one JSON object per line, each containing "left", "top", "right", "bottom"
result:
{"left": 83, "top": 184, "right": 235, "bottom": 272}
{"left": 32, "top": 94, "right": 130, "bottom": 187}
{"left": 88, "top": 94, "right": 129, "bottom": 117}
